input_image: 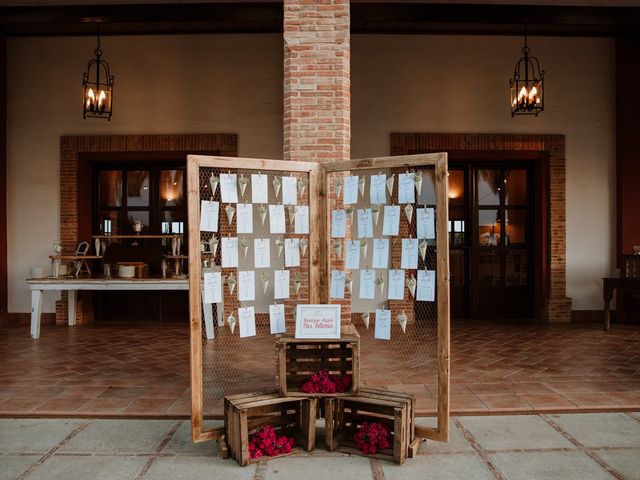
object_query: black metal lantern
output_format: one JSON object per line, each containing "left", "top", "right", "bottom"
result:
{"left": 509, "top": 28, "right": 544, "bottom": 117}
{"left": 82, "top": 25, "right": 114, "bottom": 120}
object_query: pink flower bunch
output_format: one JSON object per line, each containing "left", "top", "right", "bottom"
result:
{"left": 299, "top": 369, "right": 352, "bottom": 394}
{"left": 248, "top": 425, "right": 295, "bottom": 459}
{"left": 354, "top": 422, "right": 391, "bottom": 455}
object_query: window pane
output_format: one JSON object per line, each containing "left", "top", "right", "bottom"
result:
{"left": 506, "top": 250, "right": 528, "bottom": 286}
{"left": 127, "top": 211, "right": 149, "bottom": 233}
{"left": 449, "top": 207, "right": 465, "bottom": 246}
{"left": 160, "top": 170, "right": 184, "bottom": 207}
{"left": 505, "top": 210, "right": 527, "bottom": 245}
{"left": 477, "top": 169, "right": 500, "bottom": 206}
{"left": 99, "top": 211, "right": 119, "bottom": 235}
{"left": 505, "top": 169, "right": 527, "bottom": 205}
{"left": 478, "top": 209, "right": 500, "bottom": 246}
{"left": 99, "top": 171, "right": 122, "bottom": 207}
{"left": 127, "top": 171, "right": 150, "bottom": 207}
{"left": 162, "top": 211, "right": 184, "bottom": 234}
{"left": 448, "top": 170, "right": 465, "bottom": 208}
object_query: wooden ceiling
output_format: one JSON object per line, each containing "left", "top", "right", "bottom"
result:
{"left": 0, "top": 1, "right": 639, "bottom": 37}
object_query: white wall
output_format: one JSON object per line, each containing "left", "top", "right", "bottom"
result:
{"left": 7, "top": 33, "right": 614, "bottom": 313}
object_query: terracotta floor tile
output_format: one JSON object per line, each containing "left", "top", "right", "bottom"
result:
{"left": 0, "top": 397, "right": 49, "bottom": 413}
{"left": 559, "top": 392, "right": 622, "bottom": 409}
{"left": 519, "top": 393, "right": 578, "bottom": 410}
{"left": 34, "top": 397, "right": 90, "bottom": 413}
{"left": 504, "top": 382, "right": 555, "bottom": 394}
{"left": 97, "top": 387, "right": 150, "bottom": 399}
{"left": 122, "top": 398, "right": 177, "bottom": 415}
{"left": 476, "top": 394, "right": 533, "bottom": 411}
{"left": 467, "top": 383, "right": 513, "bottom": 395}
{"left": 78, "top": 397, "right": 135, "bottom": 414}
{"left": 56, "top": 386, "right": 109, "bottom": 399}
{"left": 545, "top": 382, "right": 595, "bottom": 393}
{"left": 451, "top": 395, "right": 488, "bottom": 413}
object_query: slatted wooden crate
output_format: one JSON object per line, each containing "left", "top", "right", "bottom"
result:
{"left": 223, "top": 391, "right": 318, "bottom": 466}
{"left": 325, "top": 389, "right": 419, "bottom": 464}
{"left": 276, "top": 335, "right": 360, "bottom": 397}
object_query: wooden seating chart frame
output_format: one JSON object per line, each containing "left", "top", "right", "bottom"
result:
{"left": 187, "top": 153, "right": 449, "bottom": 445}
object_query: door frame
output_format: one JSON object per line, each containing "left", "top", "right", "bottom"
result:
{"left": 391, "top": 133, "right": 569, "bottom": 323}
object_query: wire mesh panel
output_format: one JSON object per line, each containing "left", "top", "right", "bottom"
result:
{"left": 323, "top": 154, "right": 449, "bottom": 441}
{"left": 187, "top": 156, "right": 323, "bottom": 442}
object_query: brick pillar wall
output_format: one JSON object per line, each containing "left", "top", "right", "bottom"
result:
{"left": 283, "top": 0, "right": 351, "bottom": 324}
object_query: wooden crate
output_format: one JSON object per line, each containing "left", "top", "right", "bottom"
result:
{"left": 276, "top": 335, "right": 360, "bottom": 397}
{"left": 223, "top": 391, "right": 318, "bottom": 466}
{"left": 325, "top": 389, "right": 418, "bottom": 464}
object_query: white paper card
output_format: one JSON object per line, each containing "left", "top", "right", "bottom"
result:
{"left": 295, "top": 205, "right": 310, "bottom": 234}
{"left": 203, "top": 272, "right": 214, "bottom": 304}
{"left": 359, "top": 269, "right": 376, "bottom": 299}
{"left": 357, "top": 209, "right": 374, "bottom": 238}
{"left": 221, "top": 237, "right": 238, "bottom": 268}
{"left": 370, "top": 174, "right": 387, "bottom": 204}
{"left": 254, "top": 238, "right": 271, "bottom": 269}
{"left": 269, "top": 205, "right": 286, "bottom": 234}
{"left": 274, "top": 270, "right": 290, "bottom": 299}
{"left": 330, "top": 270, "right": 346, "bottom": 299}
{"left": 374, "top": 309, "right": 391, "bottom": 340}
{"left": 210, "top": 271, "right": 222, "bottom": 303}
{"left": 417, "top": 269, "right": 436, "bottom": 301}
{"left": 417, "top": 207, "right": 435, "bottom": 239}
{"left": 398, "top": 173, "right": 415, "bottom": 204}
{"left": 282, "top": 176, "right": 298, "bottom": 205}
{"left": 269, "top": 304, "right": 286, "bottom": 334}
{"left": 236, "top": 203, "right": 253, "bottom": 234}
{"left": 295, "top": 304, "right": 341, "bottom": 339}
{"left": 343, "top": 176, "right": 359, "bottom": 204}
{"left": 401, "top": 238, "right": 419, "bottom": 269}
{"left": 251, "top": 174, "right": 269, "bottom": 204}
{"left": 382, "top": 205, "right": 400, "bottom": 236}
{"left": 331, "top": 209, "right": 347, "bottom": 238}
{"left": 199, "top": 200, "right": 219, "bottom": 232}
{"left": 238, "top": 306, "right": 257, "bottom": 338}
{"left": 285, "top": 238, "right": 300, "bottom": 267}
{"left": 345, "top": 240, "right": 360, "bottom": 269}
{"left": 372, "top": 239, "right": 390, "bottom": 269}
{"left": 220, "top": 173, "right": 238, "bottom": 203}
{"left": 387, "top": 269, "right": 405, "bottom": 300}
{"left": 238, "top": 270, "right": 256, "bottom": 301}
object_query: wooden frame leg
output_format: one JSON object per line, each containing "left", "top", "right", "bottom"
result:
{"left": 30, "top": 290, "right": 43, "bottom": 339}
{"left": 68, "top": 290, "right": 77, "bottom": 326}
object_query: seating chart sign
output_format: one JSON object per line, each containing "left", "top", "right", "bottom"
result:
{"left": 295, "top": 304, "right": 341, "bottom": 339}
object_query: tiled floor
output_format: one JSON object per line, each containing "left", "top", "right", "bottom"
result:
{"left": 0, "top": 321, "right": 639, "bottom": 418}
{"left": 1, "top": 413, "right": 639, "bottom": 479}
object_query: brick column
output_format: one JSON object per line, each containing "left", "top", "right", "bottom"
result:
{"left": 283, "top": 0, "right": 350, "bottom": 163}
{"left": 283, "top": 0, "right": 351, "bottom": 323}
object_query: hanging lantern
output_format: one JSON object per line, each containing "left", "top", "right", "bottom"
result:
{"left": 82, "top": 24, "right": 114, "bottom": 120}
{"left": 509, "top": 27, "right": 544, "bottom": 117}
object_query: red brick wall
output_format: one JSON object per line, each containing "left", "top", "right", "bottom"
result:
{"left": 391, "top": 133, "right": 572, "bottom": 323}
{"left": 57, "top": 134, "right": 238, "bottom": 325}
{"left": 283, "top": 0, "right": 351, "bottom": 324}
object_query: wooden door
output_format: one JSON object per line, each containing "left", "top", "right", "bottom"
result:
{"left": 470, "top": 166, "right": 533, "bottom": 318}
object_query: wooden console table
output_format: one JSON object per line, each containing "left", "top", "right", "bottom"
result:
{"left": 26, "top": 277, "right": 220, "bottom": 340}
{"left": 602, "top": 277, "right": 640, "bottom": 330}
